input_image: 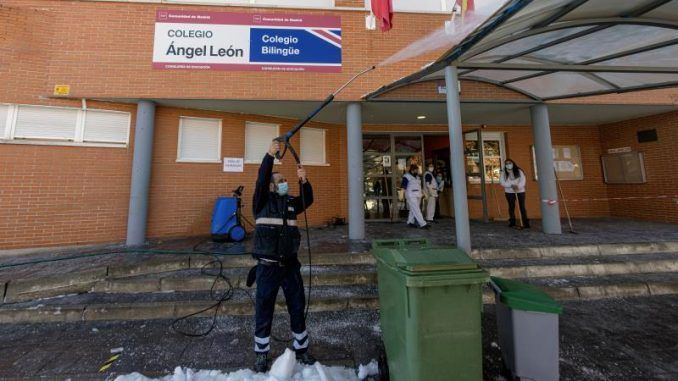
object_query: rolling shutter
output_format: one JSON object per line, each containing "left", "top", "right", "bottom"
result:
{"left": 14, "top": 105, "right": 78, "bottom": 140}
{"left": 178, "top": 117, "right": 222, "bottom": 162}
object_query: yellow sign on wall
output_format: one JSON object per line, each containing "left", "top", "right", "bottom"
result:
{"left": 53, "top": 85, "right": 70, "bottom": 96}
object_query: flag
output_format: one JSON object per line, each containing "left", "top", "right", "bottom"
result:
{"left": 371, "top": 0, "right": 393, "bottom": 32}
{"left": 457, "top": 0, "right": 475, "bottom": 12}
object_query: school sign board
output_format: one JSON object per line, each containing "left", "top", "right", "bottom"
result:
{"left": 153, "top": 10, "right": 342, "bottom": 72}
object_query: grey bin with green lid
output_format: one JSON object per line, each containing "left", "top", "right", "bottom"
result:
{"left": 372, "top": 238, "right": 489, "bottom": 381}
{"left": 490, "top": 276, "right": 563, "bottom": 381}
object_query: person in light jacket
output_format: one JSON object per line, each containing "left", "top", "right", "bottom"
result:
{"left": 401, "top": 164, "right": 429, "bottom": 229}
{"left": 422, "top": 163, "right": 439, "bottom": 223}
{"left": 499, "top": 158, "right": 530, "bottom": 229}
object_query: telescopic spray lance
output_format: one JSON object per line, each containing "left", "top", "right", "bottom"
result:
{"left": 273, "top": 65, "right": 376, "bottom": 163}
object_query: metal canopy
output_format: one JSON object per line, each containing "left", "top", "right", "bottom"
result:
{"left": 366, "top": 0, "right": 678, "bottom": 101}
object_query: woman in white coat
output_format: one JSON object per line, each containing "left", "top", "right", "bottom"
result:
{"left": 401, "top": 164, "right": 430, "bottom": 229}
{"left": 499, "top": 159, "right": 530, "bottom": 229}
{"left": 423, "top": 164, "right": 439, "bottom": 223}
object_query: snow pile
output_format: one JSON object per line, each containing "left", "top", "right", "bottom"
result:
{"left": 357, "top": 360, "right": 378, "bottom": 380}
{"left": 113, "top": 349, "right": 377, "bottom": 381}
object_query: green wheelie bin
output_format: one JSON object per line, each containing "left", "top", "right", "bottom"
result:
{"left": 372, "top": 239, "right": 489, "bottom": 381}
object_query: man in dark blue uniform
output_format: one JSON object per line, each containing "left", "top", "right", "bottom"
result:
{"left": 251, "top": 140, "right": 315, "bottom": 372}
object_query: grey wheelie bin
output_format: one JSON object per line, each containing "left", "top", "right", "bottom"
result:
{"left": 490, "top": 276, "right": 563, "bottom": 381}
{"left": 372, "top": 239, "right": 489, "bottom": 381}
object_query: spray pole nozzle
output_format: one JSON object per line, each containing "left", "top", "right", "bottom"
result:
{"left": 331, "top": 65, "right": 376, "bottom": 96}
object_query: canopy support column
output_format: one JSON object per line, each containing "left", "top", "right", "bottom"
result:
{"left": 530, "top": 104, "right": 562, "bottom": 234}
{"left": 126, "top": 100, "right": 156, "bottom": 246}
{"left": 347, "top": 102, "right": 365, "bottom": 240}
{"left": 445, "top": 66, "right": 471, "bottom": 253}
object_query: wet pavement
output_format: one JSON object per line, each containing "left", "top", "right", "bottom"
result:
{"left": 0, "top": 295, "right": 676, "bottom": 380}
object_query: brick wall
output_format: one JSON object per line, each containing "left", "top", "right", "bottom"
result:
{"left": 3, "top": 0, "right": 447, "bottom": 102}
{"left": 145, "top": 107, "right": 345, "bottom": 240}
{"left": 599, "top": 111, "right": 678, "bottom": 223}
{"left": 0, "top": 101, "right": 136, "bottom": 249}
{"left": 1, "top": 1, "right": 674, "bottom": 250}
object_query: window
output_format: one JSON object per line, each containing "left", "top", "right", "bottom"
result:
{"left": 0, "top": 104, "right": 10, "bottom": 140}
{"left": 245, "top": 121, "right": 279, "bottom": 163}
{"left": 177, "top": 117, "right": 222, "bottom": 162}
{"left": 84, "top": 110, "right": 131, "bottom": 143}
{"left": 464, "top": 131, "right": 506, "bottom": 184}
{"left": 15, "top": 105, "right": 79, "bottom": 140}
{"left": 0, "top": 103, "right": 130, "bottom": 146}
{"left": 300, "top": 127, "right": 327, "bottom": 165}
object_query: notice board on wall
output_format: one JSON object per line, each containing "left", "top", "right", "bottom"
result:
{"left": 531, "top": 145, "right": 583, "bottom": 181}
{"left": 601, "top": 152, "right": 647, "bottom": 184}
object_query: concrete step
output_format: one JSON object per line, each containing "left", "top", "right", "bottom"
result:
{"left": 2, "top": 275, "right": 678, "bottom": 324}
{"left": 2, "top": 265, "right": 377, "bottom": 303}
{"left": 4, "top": 252, "right": 678, "bottom": 304}
{"left": 0, "top": 285, "right": 380, "bottom": 324}
{"left": 481, "top": 272, "right": 678, "bottom": 304}
{"left": 485, "top": 252, "right": 678, "bottom": 279}
{"left": 470, "top": 241, "right": 678, "bottom": 260}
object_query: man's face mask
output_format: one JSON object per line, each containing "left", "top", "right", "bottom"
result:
{"left": 276, "top": 181, "right": 289, "bottom": 196}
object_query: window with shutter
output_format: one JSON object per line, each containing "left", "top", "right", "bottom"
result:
{"left": 14, "top": 105, "right": 79, "bottom": 140}
{"left": 177, "top": 117, "right": 222, "bottom": 162}
{"left": 245, "top": 122, "right": 279, "bottom": 163}
{"left": 300, "top": 127, "right": 327, "bottom": 165}
{"left": 83, "top": 110, "right": 130, "bottom": 144}
{"left": 0, "top": 104, "right": 9, "bottom": 139}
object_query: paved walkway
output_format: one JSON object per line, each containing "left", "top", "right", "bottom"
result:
{"left": 0, "top": 295, "right": 676, "bottom": 380}
{"left": 165, "top": 217, "right": 678, "bottom": 253}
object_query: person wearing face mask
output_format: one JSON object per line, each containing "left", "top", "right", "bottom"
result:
{"left": 499, "top": 158, "right": 530, "bottom": 229}
{"left": 435, "top": 171, "right": 445, "bottom": 219}
{"left": 423, "top": 163, "right": 439, "bottom": 223}
{"left": 401, "top": 163, "right": 430, "bottom": 229}
{"left": 250, "top": 140, "right": 315, "bottom": 372}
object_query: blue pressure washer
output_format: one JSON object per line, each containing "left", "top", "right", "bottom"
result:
{"left": 210, "top": 186, "right": 251, "bottom": 242}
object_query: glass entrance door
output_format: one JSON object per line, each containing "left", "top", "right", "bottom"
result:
{"left": 363, "top": 134, "right": 424, "bottom": 221}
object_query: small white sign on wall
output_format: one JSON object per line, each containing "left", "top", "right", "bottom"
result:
{"left": 383, "top": 155, "right": 391, "bottom": 167}
{"left": 223, "top": 157, "right": 244, "bottom": 172}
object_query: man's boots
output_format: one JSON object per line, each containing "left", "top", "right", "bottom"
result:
{"left": 254, "top": 353, "right": 268, "bottom": 373}
{"left": 295, "top": 351, "right": 317, "bottom": 365}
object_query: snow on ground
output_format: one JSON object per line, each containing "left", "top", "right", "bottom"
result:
{"left": 113, "top": 349, "right": 378, "bottom": 381}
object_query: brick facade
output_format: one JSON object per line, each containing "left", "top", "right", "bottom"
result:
{"left": 599, "top": 111, "right": 678, "bottom": 223}
{"left": 0, "top": 0, "right": 675, "bottom": 250}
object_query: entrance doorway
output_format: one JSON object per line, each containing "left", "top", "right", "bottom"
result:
{"left": 362, "top": 131, "right": 506, "bottom": 222}
{"left": 363, "top": 134, "right": 424, "bottom": 221}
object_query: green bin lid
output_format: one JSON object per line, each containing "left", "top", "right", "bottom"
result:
{"left": 491, "top": 277, "right": 563, "bottom": 314}
{"left": 372, "top": 239, "right": 478, "bottom": 273}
